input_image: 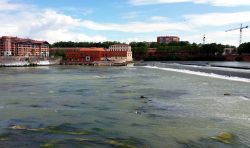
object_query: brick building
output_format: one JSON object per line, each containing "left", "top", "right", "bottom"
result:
{"left": 0, "top": 36, "right": 49, "bottom": 57}
{"left": 57, "top": 44, "right": 133, "bottom": 65}
{"left": 157, "top": 36, "right": 180, "bottom": 44}
{"left": 65, "top": 48, "right": 106, "bottom": 65}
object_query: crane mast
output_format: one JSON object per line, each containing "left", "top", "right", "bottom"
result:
{"left": 203, "top": 34, "right": 206, "bottom": 44}
{"left": 225, "top": 24, "right": 249, "bottom": 45}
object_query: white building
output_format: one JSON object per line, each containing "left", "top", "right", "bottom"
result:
{"left": 223, "top": 48, "right": 235, "bottom": 55}
{"left": 107, "top": 44, "right": 133, "bottom": 62}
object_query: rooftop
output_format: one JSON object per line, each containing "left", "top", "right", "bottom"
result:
{"left": 157, "top": 36, "right": 180, "bottom": 38}
{"left": 79, "top": 48, "right": 105, "bottom": 52}
{"left": 0, "top": 36, "right": 49, "bottom": 44}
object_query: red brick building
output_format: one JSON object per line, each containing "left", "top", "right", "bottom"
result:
{"left": 64, "top": 48, "right": 106, "bottom": 65}
{"left": 56, "top": 44, "right": 133, "bottom": 65}
{"left": 157, "top": 36, "right": 180, "bottom": 44}
{"left": 0, "top": 36, "right": 49, "bottom": 57}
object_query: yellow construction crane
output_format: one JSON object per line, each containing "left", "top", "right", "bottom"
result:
{"left": 225, "top": 24, "right": 248, "bottom": 45}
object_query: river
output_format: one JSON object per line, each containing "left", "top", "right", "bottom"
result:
{"left": 0, "top": 62, "right": 249, "bottom": 147}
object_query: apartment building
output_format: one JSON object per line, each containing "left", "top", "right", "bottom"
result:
{"left": 157, "top": 36, "right": 180, "bottom": 44}
{"left": 0, "top": 36, "right": 49, "bottom": 57}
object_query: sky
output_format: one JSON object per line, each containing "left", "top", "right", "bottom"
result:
{"left": 1, "top": 0, "right": 250, "bottom": 46}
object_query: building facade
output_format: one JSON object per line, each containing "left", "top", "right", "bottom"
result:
{"left": 60, "top": 44, "right": 133, "bottom": 65}
{"left": 0, "top": 36, "right": 49, "bottom": 57}
{"left": 106, "top": 44, "right": 133, "bottom": 62}
{"left": 157, "top": 36, "right": 180, "bottom": 44}
{"left": 223, "top": 48, "right": 235, "bottom": 55}
{"left": 65, "top": 48, "right": 106, "bottom": 65}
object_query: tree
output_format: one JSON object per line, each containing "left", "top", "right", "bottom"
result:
{"left": 50, "top": 50, "right": 65, "bottom": 58}
{"left": 200, "top": 43, "right": 225, "bottom": 55}
{"left": 51, "top": 41, "right": 123, "bottom": 48}
{"left": 129, "top": 42, "right": 148, "bottom": 53}
{"left": 238, "top": 42, "right": 250, "bottom": 54}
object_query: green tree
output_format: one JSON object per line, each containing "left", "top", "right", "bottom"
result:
{"left": 129, "top": 42, "right": 148, "bottom": 53}
{"left": 200, "top": 43, "right": 225, "bottom": 55}
{"left": 51, "top": 41, "right": 123, "bottom": 48}
{"left": 238, "top": 42, "right": 250, "bottom": 54}
{"left": 50, "top": 50, "right": 65, "bottom": 58}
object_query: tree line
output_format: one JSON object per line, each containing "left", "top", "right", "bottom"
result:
{"left": 50, "top": 41, "right": 250, "bottom": 57}
{"left": 51, "top": 41, "right": 124, "bottom": 49}
{"left": 129, "top": 41, "right": 237, "bottom": 56}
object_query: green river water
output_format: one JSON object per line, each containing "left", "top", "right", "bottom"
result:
{"left": 0, "top": 65, "right": 249, "bottom": 147}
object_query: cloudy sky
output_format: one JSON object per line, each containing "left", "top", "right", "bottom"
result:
{"left": 0, "top": 0, "right": 250, "bottom": 46}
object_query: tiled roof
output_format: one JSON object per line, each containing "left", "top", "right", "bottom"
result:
{"left": 79, "top": 48, "right": 105, "bottom": 52}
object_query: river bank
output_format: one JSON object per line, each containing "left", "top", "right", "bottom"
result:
{"left": 0, "top": 56, "right": 61, "bottom": 67}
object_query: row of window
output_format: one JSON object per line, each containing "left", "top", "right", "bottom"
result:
{"left": 107, "top": 49, "right": 131, "bottom": 52}
{"left": 0, "top": 44, "right": 48, "bottom": 48}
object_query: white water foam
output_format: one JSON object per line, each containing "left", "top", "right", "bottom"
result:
{"left": 37, "top": 60, "right": 50, "bottom": 65}
{"left": 168, "top": 63, "right": 250, "bottom": 73}
{"left": 143, "top": 65, "right": 250, "bottom": 83}
{"left": 239, "top": 96, "right": 250, "bottom": 101}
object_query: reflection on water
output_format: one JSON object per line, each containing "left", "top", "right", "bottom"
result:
{"left": 0, "top": 64, "right": 250, "bottom": 147}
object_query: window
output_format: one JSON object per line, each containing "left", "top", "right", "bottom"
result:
{"left": 86, "top": 56, "right": 91, "bottom": 61}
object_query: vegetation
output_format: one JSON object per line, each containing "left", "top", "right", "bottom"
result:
{"left": 50, "top": 40, "right": 241, "bottom": 61}
{"left": 129, "top": 41, "right": 234, "bottom": 55}
{"left": 51, "top": 41, "right": 123, "bottom": 49}
{"left": 129, "top": 42, "right": 148, "bottom": 53}
{"left": 238, "top": 42, "right": 250, "bottom": 54}
{"left": 199, "top": 43, "right": 225, "bottom": 55}
{"left": 211, "top": 132, "right": 236, "bottom": 144}
{"left": 50, "top": 41, "right": 124, "bottom": 58}
{"left": 51, "top": 41, "right": 235, "bottom": 56}
{"left": 50, "top": 50, "right": 65, "bottom": 58}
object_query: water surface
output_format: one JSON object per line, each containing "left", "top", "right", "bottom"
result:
{"left": 0, "top": 64, "right": 249, "bottom": 147}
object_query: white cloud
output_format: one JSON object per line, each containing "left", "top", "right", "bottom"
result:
{"left": 0, "top": 1, "right": 107, "bottom": 43}
{"left": 129, "top": 0, "right": 189, "bottom": 5}
{"left": 183, "top": 29, "right": 250, "bottom": 46}
{"left": 59, "top": 7, "right": 94, "bottom": 16}
{"left": 121, "top": 36, "right": 156, "bottom": 43}
{"left": 150, "top": 16, "right": 168, "bottom": 21}
{"left": 185, "top": 11, "right": 250, "bottom": 27}
{"left": 81, "top": 20, "right": 191, "bottom": 33}
{"left": 129, "top": 0, "right": 250, "bottom": 6}
{"left": 0, "top": 0, "right": 30, "bottom": 11}
{"left": 121, "top": 11, "right": 142, "bottom": 19}
{"left": 181, "top": 11, "right": 250, "bottom": 46}
{"left": 80, "top": 11, "right": 250, "bottom": 34}
{"left": 34, "top": 30, "right": 107, "bottom": 43}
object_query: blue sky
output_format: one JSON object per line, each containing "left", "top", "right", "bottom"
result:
{"left": 1, "top": 0, "right": 250, "bottom": 46}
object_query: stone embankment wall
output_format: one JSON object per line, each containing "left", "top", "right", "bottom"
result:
{"left": 0, "top": 56, "right": 61, "bottom": 66}
{"left": 0, "top": 56, "right": 28, "bottom": 66}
